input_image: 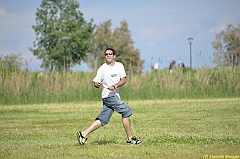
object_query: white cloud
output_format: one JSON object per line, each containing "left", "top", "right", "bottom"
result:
{"left": 166, "top": 26, "right": 178, "bottom": 34}
{"left": 138, "top": 26, "right": 164, "bottom": 40}
{"left": 138, "top": 25, "right": 179, "bottom": 41}
{"left": 208, "top": 24, "right": 226, "bottom": 34}
{"left": 0, "top": 7, "right": 6, "bottom": 16}
{"left": 207, "top": 11, "right": 240, "bottom": 34}
{"left": 146, "top": 41, "right": 157, "bottom": 48}
{"left": 0, "top": 6, "right": 16, "bottom": 17}
{"left": 0, "top": 6, "right": 8, "bottom": 16}
{"left": 0, "top": 5, "right": 34, "bottom": 27}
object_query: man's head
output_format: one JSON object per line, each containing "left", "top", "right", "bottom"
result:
{"left": 104, "top": 48, "right": 116, "bottom": 65}
{"left": 104, "top": 48, "right": 115, "bottom": 55}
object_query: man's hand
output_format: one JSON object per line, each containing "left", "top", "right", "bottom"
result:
{"left": 108, "top": 85, "right": 116, "bottom": 91}
{"left": 94, "top": 82, "right": 102, "bottom": 88}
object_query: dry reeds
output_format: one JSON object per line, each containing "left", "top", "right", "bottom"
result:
{"left": 1, "top": 67, "right": 239, "bottom": 105}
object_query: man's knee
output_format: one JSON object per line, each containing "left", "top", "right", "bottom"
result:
{"left": 96, "top": 118, "right": 108, "bottom": 126}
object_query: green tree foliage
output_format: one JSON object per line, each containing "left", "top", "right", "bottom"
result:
{"left": 88, "top": 20, "right": 144, "bottom": 73}
{"left": 0, "top": 53, "right": 23, "bottom": 72}
{"left": 113, "top": 21, "right": 145, "bottom": 73}
{"left": 87, "top": 20, "right": 113, "bottom": 71}
{"left": 212, "top": 23, "right": 240, "bottom": 67}
{"left": 29, "top": 0, "right": 95, "bottom": 71}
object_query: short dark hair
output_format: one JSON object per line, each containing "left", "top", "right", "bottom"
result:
{"left": 104, "top": 48, "right": 115, "bottom": 55}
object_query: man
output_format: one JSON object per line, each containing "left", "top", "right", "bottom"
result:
{"left": 77, "top": 48, "right": 142, "bottom": 145}
{"left": 169, "top": 60, "right": 176, "bottom": 74}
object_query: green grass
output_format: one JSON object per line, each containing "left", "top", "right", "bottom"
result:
{"left": 1, "top": 98, "right": 240, "bottom": 159}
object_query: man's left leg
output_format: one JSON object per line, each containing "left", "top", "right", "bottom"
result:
{"left": 122, "top": 116, "right": 142, "bottom": 144}
{"left": 122, "top": 116, "right": 132, "bottom": 140}
{"left": 113, "top": 96, "right": 142, "bottom": 144}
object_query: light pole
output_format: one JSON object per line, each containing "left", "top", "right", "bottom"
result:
{"left": 188, "top": 37, "right": 194, "bottom": 70}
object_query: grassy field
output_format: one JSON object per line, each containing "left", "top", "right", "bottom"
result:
{"left": 0, "top": 98, "right": 240, "bottom": 159}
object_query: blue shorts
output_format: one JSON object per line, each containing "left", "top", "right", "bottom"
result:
{"left": 96, "top": 95, "right": 132, "bottom": 126}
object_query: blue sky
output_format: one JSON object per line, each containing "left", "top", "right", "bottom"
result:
{"left": 0, "top": 0, "right": 240, "bottom": 72}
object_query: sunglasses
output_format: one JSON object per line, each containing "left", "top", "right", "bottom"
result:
{"left": 105, "top": 53, "right": 114, "bottom": 56}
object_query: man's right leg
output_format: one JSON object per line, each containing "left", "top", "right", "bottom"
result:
{"left": 81, "top": 103, "right": 113, "bottom": 138}
{"left": 77, "top": 120, "right": 101, "bottom": 145}
{"left": 77, "top": 104, "right": 113, "bottom": 145}
{"left": 83, "top": 119, "right": 102, "bottom": 137}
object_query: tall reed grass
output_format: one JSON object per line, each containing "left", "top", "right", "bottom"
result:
{"left": 123, "top": 67, "right": 240, "bottom": 100}
{"left": 1, "top": 67, "right": 239, "bottom": 105}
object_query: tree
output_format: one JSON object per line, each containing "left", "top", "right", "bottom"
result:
{"left": 212, "top": 23, "right": 240, "bottom": 67}
{"left": 113, "top": 21, "right": 144, "bottom": 73}
{"left": 87, "top": 20, "right": 113, "bottom": 72}
{"left": 29, "top": 0, "right": 95, "bottom": 71}
{"left": 0, "top": 53, "right": 23, "bottom": 72}
{"left": 88, "top": 20, "right": 144, "bottom": 73}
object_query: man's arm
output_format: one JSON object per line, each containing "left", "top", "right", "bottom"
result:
{"left": 109, "top": 77, "right": 127, "bottom": 91}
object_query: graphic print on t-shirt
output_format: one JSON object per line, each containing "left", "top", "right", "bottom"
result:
{"left": 111, "top": 74, "right": 118, "bottom": 78}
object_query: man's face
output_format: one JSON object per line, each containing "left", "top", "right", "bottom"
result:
{"left": 105, "top": 50, "right": 115, "bottom": 64}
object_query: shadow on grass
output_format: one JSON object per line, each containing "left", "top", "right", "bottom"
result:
{"left": 74, "top": 140, "right": 118, "bottom": 147}
{"left": 92, "top": 140, "right": 118, "bottom": 145}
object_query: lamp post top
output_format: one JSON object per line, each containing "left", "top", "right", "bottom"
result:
{"left": 188, "top": 37, "right": 194, "bottom": 44}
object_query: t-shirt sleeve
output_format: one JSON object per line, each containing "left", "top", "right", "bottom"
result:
{"left": 93, "top": 66, "right": 103, "bottom": 83}
{"left": 119, "top": 63, "right": 127, "bottom": 79}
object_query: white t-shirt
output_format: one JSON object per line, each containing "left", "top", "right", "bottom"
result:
{"left": 93, "top": 62, "right": 126, "bottom": 98}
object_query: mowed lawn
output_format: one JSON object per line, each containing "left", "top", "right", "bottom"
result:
{"left": 0, "top": 98, "right": 239, "bottom": 159}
